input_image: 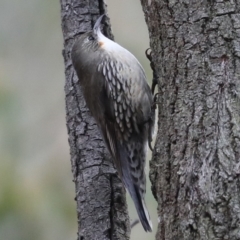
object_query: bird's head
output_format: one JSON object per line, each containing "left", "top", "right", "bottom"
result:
{"left": 75, "top": 15, "right": 109, "bottom": 53}
{"left": 72, "top": 15, "right": 123, "bottom": 71}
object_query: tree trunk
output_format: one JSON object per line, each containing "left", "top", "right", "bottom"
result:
{"left": 60, "top": 1, "right": 130, "bottom": 239}
{"left": 141, "top": 0, "right": 240, "bottom": 239}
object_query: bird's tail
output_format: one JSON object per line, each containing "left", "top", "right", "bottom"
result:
{"left": 119, "top": 145, "right": 152, "bottom": 232}
{"left": 131, "top": 184, "right": 152, "bottom": 232}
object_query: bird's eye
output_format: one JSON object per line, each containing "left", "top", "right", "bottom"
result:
{"left": 88, "top": 35, "right": 95, "bottom": 41}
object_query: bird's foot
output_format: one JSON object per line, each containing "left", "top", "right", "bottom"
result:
{"left": 152, "top": 92, "right": 160, "bottom": 110}
{"left": 148, "top": 92, "right": 160, "bottom": 151}
{"left": 145, "top": 48, "right": 159, "bottom": 94}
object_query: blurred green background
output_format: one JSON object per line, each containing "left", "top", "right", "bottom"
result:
{"left": 0, "top": 0, "right": 157, "bottom": 239}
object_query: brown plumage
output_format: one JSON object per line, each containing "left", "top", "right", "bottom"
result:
{"left": 71, "top": 15, "right": 155, "bottom": 232}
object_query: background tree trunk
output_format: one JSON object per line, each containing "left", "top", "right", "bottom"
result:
{"left": 60, "top": 1, "right": 130, "bottom": 239}
{"left": 141, "top": 0, "right": 240, "bottom": 239}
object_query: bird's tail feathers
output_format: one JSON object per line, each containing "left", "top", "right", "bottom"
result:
{"left": 119, "top": 145, "right": 152, "bottom": 232}
{"left": 132, "top": 185, "right": 152, "bottom": 232}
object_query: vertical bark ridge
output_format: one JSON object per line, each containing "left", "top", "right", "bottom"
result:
{"left": 60, "top": 0, "right": 130, "bottom": 239}
{"left": 140, "top": 0, "right": 240, "bottom": 239}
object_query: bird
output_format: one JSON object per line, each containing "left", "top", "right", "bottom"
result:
{"left": 71, "top": 15, "right": 155, "bottom": 232}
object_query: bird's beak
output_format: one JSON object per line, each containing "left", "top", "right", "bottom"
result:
{"left": 93, "top": 14, "right": 105, "bottom": 34}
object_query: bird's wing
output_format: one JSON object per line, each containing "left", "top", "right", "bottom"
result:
{"left": 96, "top": 58, "right": 153, "bottom": 178}
{"left": 95, "top": 56, "right": 153, "bottom": 232}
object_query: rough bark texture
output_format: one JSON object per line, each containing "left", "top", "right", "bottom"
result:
{"left": 60, "top": 1, "right": 130, "bottom": 239}
{"left": 141, "top": 0, "right": 240, "bottom": 239}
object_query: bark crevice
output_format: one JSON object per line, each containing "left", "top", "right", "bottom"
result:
{"left": 60, "top": 1, "right": 130, "bottom": 239}
{"left": 141, "top": 0, "right": 240, "bottom": 239}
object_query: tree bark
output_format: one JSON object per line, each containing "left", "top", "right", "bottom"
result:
{"left": 141, "top": 0, "right": 240, "bottom": 239}
{"left": 60, "top": 1, "right": 130, "bottom": 239}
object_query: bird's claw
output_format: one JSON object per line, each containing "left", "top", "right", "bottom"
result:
{"left": 148, "top": 140, "right": 154, "bottom": 152}
{"left": 151, "top": 92, "right": 160, "bottom": 111}
{"left": 145, "top": 48, "right": 158, "bottom": 94}
{"left": 148, "top": 92, "right": 160, "bottom": 152}
{"left": 145, "top": 48, "right": 153, "bottom": 62}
